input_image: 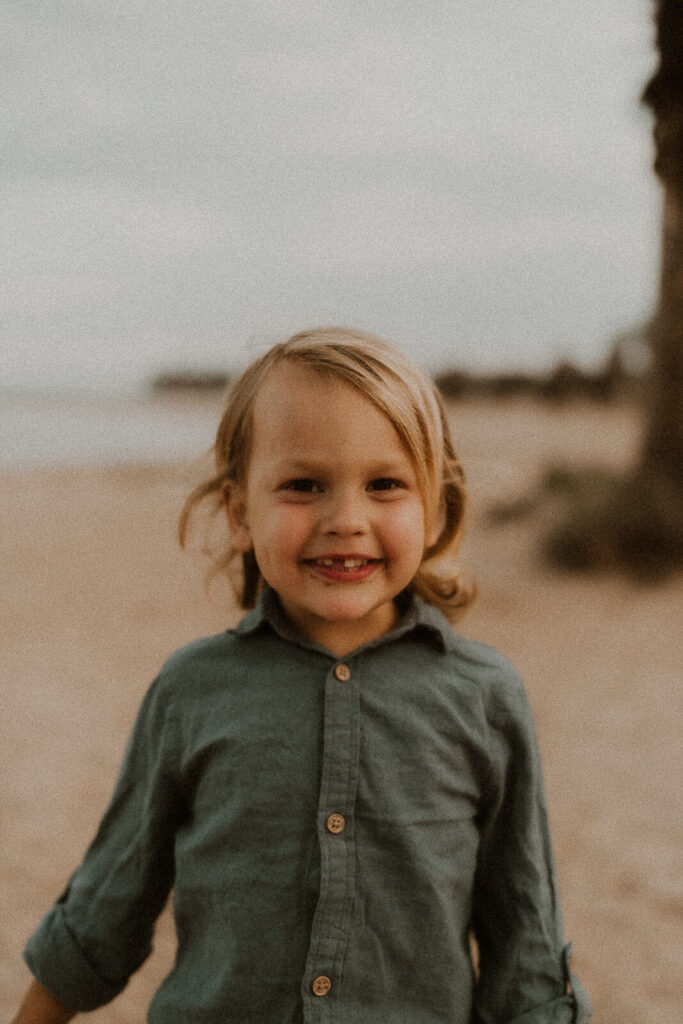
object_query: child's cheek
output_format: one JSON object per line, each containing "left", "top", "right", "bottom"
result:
{"left": 386, "top": 500, "right": 426, "bottom": 542}
{"left": 271, "top": 504, "right": 313, "bottom": 545}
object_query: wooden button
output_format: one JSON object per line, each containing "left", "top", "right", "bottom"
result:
{"left": 327, "top": 812, "right": 346, "bottom": 834}
{"left": 334, "top": 663, "right": 351, "bottom": 681}
{"left": 312, "top": 975, "right": 331, "bottom": 996}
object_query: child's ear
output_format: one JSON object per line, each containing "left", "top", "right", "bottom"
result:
{"left": 222, "top": 482, "right": 253, "bottom": 553}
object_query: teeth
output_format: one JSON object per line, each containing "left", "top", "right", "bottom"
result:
{"left": 314, "top": 557, "right": 368, "bottom": 568}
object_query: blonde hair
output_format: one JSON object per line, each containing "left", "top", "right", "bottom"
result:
{"left": 179, "top": 326, "right": 473, "bottom": 618}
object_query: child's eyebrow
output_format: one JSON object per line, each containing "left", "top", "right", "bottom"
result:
{"left": 271, "top": 456, "right": 413, "bottom": 476}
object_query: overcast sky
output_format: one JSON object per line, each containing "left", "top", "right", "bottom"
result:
{"left": 2, "top": 0, "right": 660, "bottom": 392}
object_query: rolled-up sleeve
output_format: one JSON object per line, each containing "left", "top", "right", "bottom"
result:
{"left": 471, "top": 672, "right": 592, "bottom": 1024}
{"left": 24, "top": 674, "right": 184, "bottom": 1011}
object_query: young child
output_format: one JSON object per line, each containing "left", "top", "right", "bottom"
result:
{"left": 13, "top": 327, "right": 591, "bottom": 1023}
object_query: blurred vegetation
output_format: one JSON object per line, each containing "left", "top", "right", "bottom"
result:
{"left": 488, "top": 464, "right": 683, "bottom": 583}
{"left": 150, "top": 370, "right": 230, "bottom": 392}
{"left": 543, "top": 469, "right": 683, "bottom": 581}
{"left": 435, "top": 344, "right": 644, "bottom": 405}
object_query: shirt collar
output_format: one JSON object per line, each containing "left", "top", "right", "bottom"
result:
{"left": 235, "top": 585, "right": 456, "bottom": 655}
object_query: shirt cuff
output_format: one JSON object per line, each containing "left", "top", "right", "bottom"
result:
{"left": 503, "top": 945, "right": 592, "bottom": 1024}
{"left": 24, "top": 905, "right": 128, "bottom": 1012}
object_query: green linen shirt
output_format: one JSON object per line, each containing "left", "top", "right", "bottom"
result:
{"left": 25, "top": 587, "right": 591, "bottom": 1023}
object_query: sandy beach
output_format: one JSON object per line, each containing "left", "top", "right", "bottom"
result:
{"left": 1, "top": 396, "right": 681, "bottom": 1023}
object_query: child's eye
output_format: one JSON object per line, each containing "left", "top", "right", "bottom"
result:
{"left": 282, "top": 478, "right": 322, "bottom": 493}
{"left": 368, "top": 478, "right": 404, "bottom": 492}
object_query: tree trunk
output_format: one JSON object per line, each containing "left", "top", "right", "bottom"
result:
{"left": 641, "top": 0, "right": 683, "bottom": 488}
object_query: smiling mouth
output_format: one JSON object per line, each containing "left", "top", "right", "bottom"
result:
{"left": 313, "top": 561, "right": 376, "bottom": 569}
{"left": 304, "top": 556, "right": 381, "bottom": 571}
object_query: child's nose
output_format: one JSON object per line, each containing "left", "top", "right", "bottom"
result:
{"left": 322, "top": 490, "right": 367, "bottom": 536}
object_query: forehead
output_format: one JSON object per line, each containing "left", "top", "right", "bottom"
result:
{"left": 249, "top": 361, "right": 409, "bottom": 462}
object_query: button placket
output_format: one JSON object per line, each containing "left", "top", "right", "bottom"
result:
{"left": 303, "top": 660, "right": 361, "bottom": 1019}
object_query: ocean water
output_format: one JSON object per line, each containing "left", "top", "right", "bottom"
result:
{"left": 0, "top": 389, "right": 225, "bottom": 469}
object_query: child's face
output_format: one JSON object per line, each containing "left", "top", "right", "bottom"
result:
{"left": 225, "top": 362, "right": 434, "bottom": 656}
